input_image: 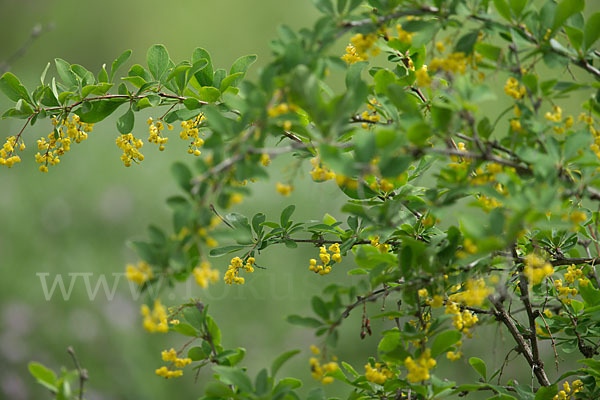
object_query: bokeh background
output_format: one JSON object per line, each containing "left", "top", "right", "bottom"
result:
{"left": 0, "top": 0, "right": 599, "bottom": 399}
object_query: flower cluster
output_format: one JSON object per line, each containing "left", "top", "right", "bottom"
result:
{"left": 553, "top": 379, "right": 583, "bottom": 400}
{"left": 141, "top": 299, "right": 169, "bottom": 333}
{"left": 180, "top": 114, "right": 206, "bottom": 155}
{"left": 0, "top": 136, "right": 23, "bottom": 168}
{"left": 404, "top": 349, "right": 436, "bottom": 383}
{"left": 341, "top": 33, "right": 380, "bottom": 64}
{"left": 504, "top": 77, "right": 527, "bottom": 99}
{"left": 359, "top": 98, "right": 381, "bottom": 128}
{"left": 554, "top": 265, "right": 588, "bottom": 304}
{"left": 370, "top": 236, "right": 390, "bottom": 253}
{"left": 429, "top": 52, "right": 468, "bottom": 75}
{"left": 446, "top": 350, "right": 462, "bottom": 361}
{"left": 115, "top": 133, "right": 144, "bottom": 167}
{"left": 155, "top": 348, "right": 192, "bottom": 379}
{"left": 147, "top": 118, "right": 170, "bottom": 151}
{"left": 523, "top": 253, "right": 554, "bottom": 285}
{"left": 365, "top": 362, "right": 394, "bottom": 384}
{"left": 197, "top": 216, "right": 222, "bottom": 248}
{"left": 193, "top": 261, "right": 220, "bottom": 288}
{"left": 395, "top": 24, "right": 415, "bottom": 44}
{"left": 224, "top": 256, "right": 254, "bottom": 285}
{"left": 309, "top": 357, "right": 338, "bottom": 385}
{"left": 309, "top": 244, "right": 341, "bottom": 275}
{"left": 125, "top": 261, "right": 154, "bottom": 285}
{"left": 276, "top": 182, "right": 293, "bottom": 196}
{"left": 445, "top": 302, "right": 478, "bottom": 336}
{"left": 415, "top": 65, "right": 431, "bottom": 87}
{"left": 448, "top": 278, "right": 492, "bottom": 307}
{"left": 34, "top": 115, "right": 94, "bottom": 172}
{"left": 267, "top": 102, "right": 298, "bottom": 118}
{"left": 544, "top": 106, "right": 573, "bottom": 134}
{"left": 310, "top": 157, "right": 336, "bottom": 182}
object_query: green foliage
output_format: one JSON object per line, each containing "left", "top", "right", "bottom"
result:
{"left": 5, "top": 0, "right": 600, "bottom": 399}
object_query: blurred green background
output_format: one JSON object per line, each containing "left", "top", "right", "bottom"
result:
{"left": 0, "top": 1, "right": 598, "bottom": 399}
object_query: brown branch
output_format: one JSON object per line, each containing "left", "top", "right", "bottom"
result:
{"left": 489, "top": 294, "right": 550, "bottom": 386}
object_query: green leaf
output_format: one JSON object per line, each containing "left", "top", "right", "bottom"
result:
{"left": 255, "top": 368, "right": 269, "bottom": 395}
{"left": 431, "top": 330, "right": 462, "bottom": 358}
{"left": 509, "top": 0, "right": 527, "bottom": 17}
{"left": 220, "top": 72, "right": 244, "bottom": 92}
{"left": 147, "top": 44, "right": 170, "bottom": 81}
{"left": 230, "top": 55, "right": 257, "bottom": 75}
{"left": 192, "top": 48, "right": 213, "bottom": 87}
{"left": 183, "top": 305, "right": 205, "bottom": 330}
{"left": 76, "top": 98, "right": 126, "bottom": 123}
{"left": 311, "top": 0, "right": 334, "bottom": 14}
{"left": 171, "top": 162, "right": 193, "bottom": 192}
{"left": 311, "top": 296, "right": 329, "bottom": 320}
{"left": 584, "top": 12, "right": 600, "bottom": 50}
{"left": 209, "top": 245, "right": 246, "bottom": 256}
{"left": 553, "top": 0, "right": 584, "bottom": 32}
{"left": 564, "top": 26, "right": 583, "bottom": 50}
{"left": 172, "top": 322, "right": 198, "bottom": 337}
{"left": 188, "top": 346, "right": 207, "bottom": 361}
{"left": 197, "top": 86, "right": 221, "bottom": 102}
{"left": 110, "top": 49, "right": 132, "bottom": 82}
{"left": 117, "top": 108, "right": 134, "bottom": 134}
{"left": 28, "top": 362, "right": 57, "bottom": 392}
{"left": 206, "top": 315, "right": 221, "bottom": 345}
{"left": 285, "top": 314, "right": 322, "bottom": 328}
{"left": 280, "top": 205, "right": 295, "bottom": 227}
{"left": 55, "top": 58, "right": 79, "bottom": 88}
{"left": 469, "top": 357, "right": 487, "bottom": 381}
{"left": 0, "top": 72, "right": 31, "bottom": 103}
{"left": 213, "top": 366, "right": 253, "bottom": 393}
{"left": 271, "top": 349, "right": 300, "bottom": 377}
{"left": 493, "top": 0, "right": 512, "bottom": 21}
{"left": 534, "top": 385, "right": 558, "bottom": 400}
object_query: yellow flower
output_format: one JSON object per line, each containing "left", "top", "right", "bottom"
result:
{"left": 141, "top": 299, "right": 169, "bottom": 333}
{"left": 125, "top": 261, "right": 153, "bottom": 285}
{"left": 193, "top": 261, "right": 220, "bottom": 288}
{"left": 404, "top": 349, "right": 436, "bottom": 383}
{"left": 276, "top": 182, "right": 294, "bottom": 196}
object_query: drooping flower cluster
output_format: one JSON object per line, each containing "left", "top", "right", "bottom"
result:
{"left": 370, "top": 236, "right": 390, "bottom": 253}
{"left": 276, "top": 182, "right": 294, "bottom": 196}
{"left": 193, "top": 261, "right": 220, "bottom": 288}
{"left": 448, "top": 278, "right": 492, "bottom": 307}
{"left": 125, "top": 261, "right": 154, "bottom": 285}
{"left": 504, "top": 77, "right": 527, "bottom": 99}
{"left": 141, "top": 299, "right": 169, "bottom": 333}
{"left": 224, "top": 256, "right": 254, "bottom": 285}
{"left": 523, "top": 253, "right": 554, "bottom": 285}
{"left": 155, "top": 348, "right": 192, "bottom": 379}
{"left": 308, "top": 244, "right": 341, "bottom": 275}
{"left": 445, "top": 302, "right": 478, "bottom": 336}
{"left": 404, "top": 349, "right": 436, "bottom": 383}
{"left": 310, "top": 157, "right": 336, "bottom": 182}
{"left": 359, "top": 98, "right": 381, "bottom": 128}
{"left": 115, "top": 133, "right": 144, "bottom": 166}
{"left": 341, "top": 33, "right": 380, "bottom": 64}
{"left": 429, "top": 52, "right": 468, "bottom": 75}
{"left": 34, "top": 115, "right": 94, "bottom": 172}
{"left": 309, "top": 347, "right": 338, "bottom": 385}
{"left": 147, "top": 118, "right": 170, "bottom": 151}
{"left": 395, "top": 24, "right": 415, "bottom": 44}
{"left": 365, "top": 362, "right": 395, "bottom": 384}
{"left": 180, "top": 114, "right": 206, "bottom": 155}
{"left": 0, "top": 136, "right": 23, "bottom": 168}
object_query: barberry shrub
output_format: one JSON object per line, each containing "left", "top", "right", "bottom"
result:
{"left": 4, "top": 0, "right": 600, "bottom": 399}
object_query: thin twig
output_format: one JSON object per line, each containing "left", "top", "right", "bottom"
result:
{"left": 67, "top": 347, "right": 88, "bottom": 400}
